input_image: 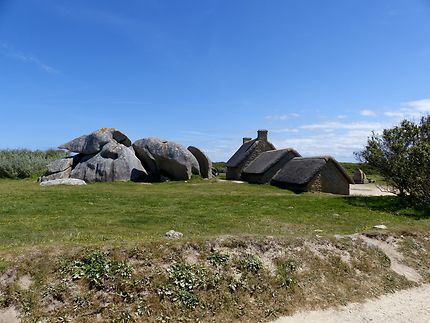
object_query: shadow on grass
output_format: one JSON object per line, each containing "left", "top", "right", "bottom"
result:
{"left": 344, "top": 195, "right": 430, "bottom": 220}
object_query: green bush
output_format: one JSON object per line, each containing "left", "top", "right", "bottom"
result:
{"left": 340, "top": 162, "right": 381, "bottom": 180}
{"left": 168, "top": 262, "right": 207, "bottom": 291}
{"left": 212, "top": 161, "right": 226, "bottom": 174}
{"left": 0, "top": 149, "right": 68, "bottom": 179}
{"left": 61, "top": 251, "right": 133, "bottom": 289}
{"left": 239, "top": 254, "right": 262, "bottom": 273}
{"left": 276, "top": 259, "right": 298, "bottom": 289}
{"left": 356, "top": 116, "right": 430, "bottom": 207}
{"left": 207, "top": 251, "right": 230, "bottom": 267}
{"left": 158, "top": 262, "right": 209, "bottom": 308}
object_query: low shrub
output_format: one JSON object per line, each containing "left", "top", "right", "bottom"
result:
{"left": 0, "top": 149, "right": 69, "bottom": 179}
{"left": 239, "top": 254, "right": 263, "bottom": 273}
{"left": 276, "top": 259, "right": 299, "bottom": 289}
{"left": 207, "top": 251, "right": 230, "bottom": 267}
{"left": 158, "top": 262, "right": 210, "bottom": 308}
{"left": 212, "top": 162, "right": 226, "bottom": 174}
{"left": 61, "top": 251, "right": 133, "bottom": 289}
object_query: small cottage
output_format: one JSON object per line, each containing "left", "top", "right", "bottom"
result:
{"left": 270, "top": 157, "right": 353, "bottom": 195}
{"left": 226, "top": 130, "right": 275, "bottom": 180}
{"left": 241, "top": 148, "right": 301, "bottom": 184}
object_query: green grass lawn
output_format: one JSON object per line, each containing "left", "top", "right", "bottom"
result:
{"left": 1, "top": 178, "right": 430, "bottom": 322}
{"left": 340, "top": 162, "right": 385, "bottom": 182}
{"left": 0, "top": 178, "right": 428, "bottom": 250}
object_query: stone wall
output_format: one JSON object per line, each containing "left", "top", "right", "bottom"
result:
{"left": 320, "top": 161, "right": 350, "bottom": 195}
{"left": 308, "top": 173, "right": 322, "bottom": 192}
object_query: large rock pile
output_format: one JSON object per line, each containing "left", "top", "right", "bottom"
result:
{"left": 133, "top": 138, "right": 200, "bottom": 181}
{"left": 187, "top": 146, "right": 213, "bottom": 179}
{"left": 39, "top": 128, "right": 213, "bottom": 184}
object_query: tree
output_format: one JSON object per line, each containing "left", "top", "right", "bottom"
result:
{"left": 355, "top": 116, "right": 430, "bottom": 207}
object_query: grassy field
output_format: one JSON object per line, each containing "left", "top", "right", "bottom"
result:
{"left": 340, "top": 162, "right": 385, "bottom": 182}
{"left": 0, "top": 178, "right": 428, "bottom": 250}
{"left": 1, "top": 178, "right": 430, "bottom": 322}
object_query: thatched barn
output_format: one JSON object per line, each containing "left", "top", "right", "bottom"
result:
{"left": 241, "top": 148, "right": 301, "bottom": 184}
{"left": 226, "top": 130, "right": 275, "bottom": 180}
{"left": 270, "top": 157, "right": 353, "bottom": 195}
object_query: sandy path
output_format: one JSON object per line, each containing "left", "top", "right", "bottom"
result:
{"left": 349, "top": 183, "right": 396, "bottom": 196}
{"left": 273, "top": 284, "right": 430, "bottom": 323}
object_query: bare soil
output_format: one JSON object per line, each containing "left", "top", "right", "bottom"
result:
{"left": 274, "top": 284, "right": 430, "bottom": 323}
{"left": 275, "top": 233, "right": 429, "bottom": 322}
{"left": 360, "top": 235, "right": 422, "bottom": 283}
{"left": 350, "top": 183, "right": 396, "bottom": 196}
{"left": 0, "top": 307, "right": 19, "bottom": 323}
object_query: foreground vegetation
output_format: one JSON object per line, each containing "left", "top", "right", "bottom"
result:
{"left": 357, "top": 116, "right": 430, "bottom": 207}
{"left": 1, "top": 233, "right": 429, "bottom": 322}
{"left": 1, "top": 179, "right": 429, "bottom": 321}
{"left": 0, "top": 149, "right": 68, "bottom": 179}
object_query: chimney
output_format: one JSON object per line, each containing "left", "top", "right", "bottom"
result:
{"left": 257, "top": 129, "right": 268, "bottom": 141}
{"left": 243, "top": 137, "right": 252, "bottom": 144}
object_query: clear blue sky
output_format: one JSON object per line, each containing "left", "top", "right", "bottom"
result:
{"left": 1, "top": 0, "right": 430, "bottom": 161}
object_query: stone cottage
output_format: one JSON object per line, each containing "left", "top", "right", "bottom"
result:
{"left": 226, "top": 130, "right": 276, "bottom": 180}
{"left": 270, "top": 156, "right": 354, "bottom": 195}
{"left": 241, "top": 148, "right": 301, "bottom": 184}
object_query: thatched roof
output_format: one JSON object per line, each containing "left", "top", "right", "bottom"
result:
{"left": 272, "top": 157, "right": 353, "bottom": 185}
{"left": 226, "top": 130, "right": 276, "bottom": 168}
{"left": 242, "top": 149, "right": 301, "bottom": 175}
{"left": 225, "top": 139, "right": 257, "bottom": 167}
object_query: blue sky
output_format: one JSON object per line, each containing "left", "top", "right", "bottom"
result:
{"left": 1, "top": 0, "right": 430, "bottom": 161}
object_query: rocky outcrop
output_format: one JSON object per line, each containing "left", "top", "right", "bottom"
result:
{"left": 40, "top": 128, "right": 147, "bottom": 183}
{"left": 39, "top": 156, "right": 80, "bottom": 182}
{"left": 191, "top": 159, "right": 201, "bottom": 176}
{"left": 132, "top": 140, "right": 160, "bottom": 181}
{"left": 40, "top": 169, "right": 72, "bottom": 182}
{"left": 133, "top": 138, "right": 199, "bottom": 181}
{"left": 71, "top": 142, "right": 147, "bottom": 182}
{"left": 59, "top": 128, "right": 131, "bottom": 155}
{"left": 165, "top": 230, "right": 183, "bottom": 239}
{"left": 188, "top": 146, "right": 212, "bottom": 179}
{"left": 47, "top": 157, "right": 74, "bottom": 173}
{"left": 40, "top": 178, "right": 87, "bottom": 186}
{"left": 39, "top": 128, "right": 213, "bottom": 184}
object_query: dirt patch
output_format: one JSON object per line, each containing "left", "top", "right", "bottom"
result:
{"left": 360, "top": 235, "right": 422, "bottom": 283}
{"left": 183, "top": 248, "right": 200, "bottom": 265}
{"left": 18, "top": 275, "right": 32, "bottom": 290}
{"left": 305, "top": 241, "right": 351, "bottom": 265}
{"left": 273, "top": 284, "right": 430, "bottom": 323}
{"left": 0, "top": 268, "right": 16, "bottom": 286}
{"left": 350, "top": 184, "right": 396, "bottom": 196}
{"left": 214, "top": 236, "right": 287, "bottom": 275}
{"left": 0, "top": 307, "right": 20, "bottom": 323}
{"left": 216, "top": 179, "right": 245, "bottom": 184}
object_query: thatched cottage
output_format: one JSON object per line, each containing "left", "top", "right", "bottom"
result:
{"left": 270, "top": 157, "right": 353, "bottom": 195}
{"left": 241, "top": 148, "right": 301, "bottom": 184}
{"left": 226, "top": 130, "right": 275, "bottom": 180}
